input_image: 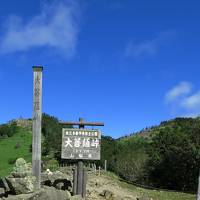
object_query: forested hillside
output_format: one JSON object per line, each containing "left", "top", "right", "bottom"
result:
{"left": 41, "top": 115, "right": 200, "bottom": 193}
{"left": 103, "top": 117, "right": 200, "bottom": 193}
{"left": 1, "top": 115, "right": 200, "bottom": 193}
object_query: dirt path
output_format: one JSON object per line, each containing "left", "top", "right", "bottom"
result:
{"left": 86, "top": 171, "right": 138, "bottom": 200}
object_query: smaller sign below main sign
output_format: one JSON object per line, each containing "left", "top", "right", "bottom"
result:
{"left": 61, "top": 128, "right": 101, "bottom": 160}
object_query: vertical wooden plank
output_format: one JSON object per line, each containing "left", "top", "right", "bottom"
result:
{"left": 77, "top": 161, "right": 83, "bottom": 195}
{"left": 82, "top": 168, "right": 87, "bottom": 199}
{"left": 32, "top": 66, "right": 43, "bottom": 189}
{"left": 73, "top": 167, "right": 78, "bottom": 195}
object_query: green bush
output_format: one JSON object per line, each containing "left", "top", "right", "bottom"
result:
{"left": 43, "top": 158, "right": 59, "bottom": 172}
{"left": 0, "top": 122, "right": 19, "bottom": 138}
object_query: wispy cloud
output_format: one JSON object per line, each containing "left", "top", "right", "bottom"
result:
{"left": 165, "top": 81, "right": 192, "bottom": 103}
{"left": 125, "top": 31, "right": 175, "bottom": 58}
{"left": 0, "top": 0, "right": 81, "bottom": 57}
{"left": 181, "top": 92, "right": 200, "bottom": 110}
{"left": 165, "top": 81, "right": 200, "bottom": 117}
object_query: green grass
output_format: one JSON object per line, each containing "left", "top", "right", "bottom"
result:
{"left": 0, "top": 128, "right": 32, "bottom": 177}
{"left": 104, "top": 171, "right": 195, "bottom": 200}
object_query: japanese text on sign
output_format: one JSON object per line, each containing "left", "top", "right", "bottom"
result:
{"left": 61, "top": 129, "right": 101, "bottom": 160}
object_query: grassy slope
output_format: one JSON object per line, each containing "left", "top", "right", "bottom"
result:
{"left": 0, "top": 129, "right": 32, "bottom": 177}
{"left": 105, "top": 171, "right": 195, "bottom": 200}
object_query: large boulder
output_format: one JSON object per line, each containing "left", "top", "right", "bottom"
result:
{"left": 1, "top": 186, "right": 71, "bottom": 200}
{"left": 41, "top": 170, "right": 72, "bottom": 192}
{"left": 5, "top": 158, "right": 37, "bottom": 195}
{"left": 5, "top": 176, "right": 37, "bottom": 195}
{"left": 11, "top": 158, "right": 31, "bottom": 178}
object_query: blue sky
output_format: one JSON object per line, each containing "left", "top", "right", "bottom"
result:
{"left": 0, "top": 0, "right": 200, "bottom": 138}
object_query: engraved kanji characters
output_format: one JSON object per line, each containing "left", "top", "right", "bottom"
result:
{"left": 74, "top": 138, "right": 81, "bottom": 147}
{"left": 82, "top": 138, "right": 90, "bottom": 148}
{"left": 65, "top": 138, "right": 73, "bottom": 147}
{"left": 91, "top": 138, "right": 99, "bottom": 148}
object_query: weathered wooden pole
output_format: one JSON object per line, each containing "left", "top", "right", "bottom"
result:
{"left": 77, "top": 161, "right": 84, "bottom": 195}
{"left": 32, "top": 66, "right": 43, "bottom": 189}
{"left": 82, "top": 168, "right": 87, "bottom": 198}
{"left": 73, "top": 167, "right": 77, "bottom": 195}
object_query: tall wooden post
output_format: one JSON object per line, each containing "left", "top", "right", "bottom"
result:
{"left": 32, "top": 66, "right": 43, "bottom": 189}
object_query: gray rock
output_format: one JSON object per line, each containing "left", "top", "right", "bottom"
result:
{"left": 5, "top": 175, "right": 37, "bottom": 195}
{"left": 3, "top": 186, "right": 71, "bottom": 200}
{"left": 0, "top": 178, "right": 10, "bottom": 193}
{"left": 99, "top": 189, "right": 115, "bottom": 199}
{"left": 11, "top": 158, "right": 31, "bottom": 178}
{"left": 3, "top": 158, "right": 37, "bottom": 195}
{"left": 41, "top": 171, "right": 72, "bottom": 192}
{"left": 0, "top": 187, "right": 5, "bottom": 197}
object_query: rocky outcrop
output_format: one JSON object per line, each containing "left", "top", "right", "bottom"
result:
{"left": 41, "top": 170, "right": 72, "bottom": 192}
{"left": 4, "top": 158, "right": 37, "bottom": 195}
{"left": 1, "top": 186, "right": 71, "bottom": 200}
{"left": 5, "top": 176, "right": 37, "bottom": 195}
{"left": 0, "top": 158, "right": 73, "bottom": 200}
{"left": 11, "top": 158, "right": 32, "bottom": 178}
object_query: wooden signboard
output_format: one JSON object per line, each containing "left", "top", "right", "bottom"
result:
{"left": 61, "top": 128, "right": 101, "bottom": 160}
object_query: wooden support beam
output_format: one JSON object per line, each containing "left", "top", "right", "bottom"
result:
{"left": 82, "top": 168, "right": 87, "bottom": 199}
{"left": 59, "top": 121, "right": 104, "bottom": 127}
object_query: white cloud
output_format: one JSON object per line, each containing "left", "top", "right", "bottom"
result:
{"left": 181, "top": 91, "right": 200, "bottom": 110}
{"left": 165, "top": 81, "right": 192, "bottom": 103}
{"left": 0, "top": 0, "right": 80, "bottom": 57}
{"left": 165, "top": 81, "right": 200, "bottom": 117}
{"left": 125, "top": 31, "right": 175, "bottom": 58}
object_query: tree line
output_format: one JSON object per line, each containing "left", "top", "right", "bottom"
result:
{"left": 41, "top": 114, "right": 200, "bottom": 192}
{"left": 100, "top": 117, "right": 200, "bottom": 193}
{"left": 1, "top": 114, "right": 200, "bottom": 192}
